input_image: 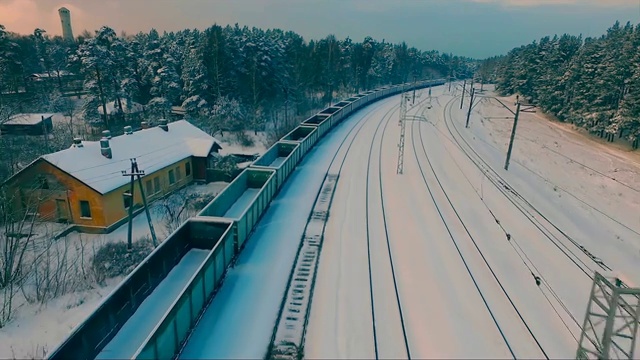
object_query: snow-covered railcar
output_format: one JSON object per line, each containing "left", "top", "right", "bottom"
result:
{"left": 281, "top": 125, "right": 318, "bottom": 158}
{"left": 302, "top": 113, "right": 333, "bottom": 138}
{"left": 318, "top": 106, "right": 344, "bottom": 127}
{"left": 361, "top": 91, "right": 375, "bottom": 106}
{"left": 250, "top": 141, "right": 301, "bottom": 190}
{"left": 333, "top": 100, "right": 353, "bottom": 118}
{"left": 47, "top": 219, "right": 234, "bottom": 360}
{"left": 131, "top": 217, "right": 235, "bottom": 360}
{"left": 199, "top": 168, "right": 277, "bottom": 251}
{"left": 350, "top": 94, "right": 366, "bottom": 112}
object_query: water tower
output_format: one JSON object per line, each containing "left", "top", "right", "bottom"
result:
{"left": 58, "top": 7, "right": 74, "bottom": 42}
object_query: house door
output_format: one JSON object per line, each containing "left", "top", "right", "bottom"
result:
{"left": 55, "top": 199, "right": 69, "bottom": 222}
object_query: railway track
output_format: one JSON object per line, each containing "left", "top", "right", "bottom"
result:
{"left": 410, "top": 99, "right": 550, "bottom": 359}
{"left": 364, "top": 101, "right": 411, "bottom": 359}
{"left": 268, "top": 97, "right": 404, "bottom": 359}
{"left": 442, "top": 96, "right": 610, "bottom": 277}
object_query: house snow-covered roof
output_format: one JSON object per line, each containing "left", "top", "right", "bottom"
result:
{"left": 42, "top": 120, "right": 221, "bottom": 194}
{"left": 98, "top": 100, "right": 144, "bottom": 115}
{"left": 5, "top": 113, "right": 54, "bottom": 125}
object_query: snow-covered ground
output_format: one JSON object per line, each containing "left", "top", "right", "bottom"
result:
{"left": 305, "top": 85, "right": 640, "bottom": 358}
{"left": 179, "top": 96, "right": 401, "bottom": 359}
{"left": 0, "top": 182, "right": 227, "bottom": 359}
{"left": 217, "top": 130, "right": 269, "bottom": 156}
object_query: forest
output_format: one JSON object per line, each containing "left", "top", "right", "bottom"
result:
{"left": 0, "top": 22, "right": 476, "bottom": 183}
{"left": 492, "top": 21, "right": 640, "bottom": 149}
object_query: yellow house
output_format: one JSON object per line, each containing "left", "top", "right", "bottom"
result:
{"left": 4, "top": 119, "right": 221, "bottom": 233}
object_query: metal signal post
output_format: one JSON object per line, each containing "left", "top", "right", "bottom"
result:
{"left": 397, "top": 91, "right": 410, "bottom": 174}
{"left": 577, "top": 272, "right": 640, "bottom": 360}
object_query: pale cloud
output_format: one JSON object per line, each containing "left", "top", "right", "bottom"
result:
{"left": 0, "top": 0, "right": 40, "bottom": 33}
{"left": 469, "top": 0, "right": 638, "bottom": 7}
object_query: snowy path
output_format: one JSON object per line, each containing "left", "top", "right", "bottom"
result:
{"left": 96, "top": 249, "right": 210, "bottom": 360}
{"left": 179, "top": 96, "right": 400, "bottom": 359}
{"left": 306, "top": 88, "right": 639, "bottom": 358}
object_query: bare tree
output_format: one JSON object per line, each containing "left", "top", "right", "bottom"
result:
{"left": 157, "top": 189, "right": 192, "bottom": 238}
{"left": 156, "top": 189, "right": 216, "bottom": 238}
{"left": 50, "top": 93, "right": 79, "bottom": 135}
{"left": 0, "top": 189, "right": 41, "bottom": 327}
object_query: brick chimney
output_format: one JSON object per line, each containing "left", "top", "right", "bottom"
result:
{"left": 158, "top": 119, "right": 168, "bottom": 132}
{"left": 141, "top": 121, "right": 149, "bottom": 129}
{"left": 73, "top": 137, "right": 83, "bottom": 148}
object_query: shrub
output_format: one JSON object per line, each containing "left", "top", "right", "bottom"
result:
{"left": 91, "top": 237, "right": 154, "bottom": 284}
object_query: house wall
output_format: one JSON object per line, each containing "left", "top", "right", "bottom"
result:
{"left": 7, "top": 155, "right": 203, "bottom": 233}
{"left": 7, "top": 159, "right": 107, "bottom": 227}
{"left": 101, "top": 157, "right": 195, "bottom": 227}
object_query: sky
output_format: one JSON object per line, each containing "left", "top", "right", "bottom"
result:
{"left": 0, "top": 0, "right": 638, "bottom": 58}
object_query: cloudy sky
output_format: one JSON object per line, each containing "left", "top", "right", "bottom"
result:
{"left": 0, "top": 0, "right": 638, "bottom": 58}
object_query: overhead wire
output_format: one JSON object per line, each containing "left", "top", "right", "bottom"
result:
{"left": 431, "top": 95, "right": 591, "bottom": 348}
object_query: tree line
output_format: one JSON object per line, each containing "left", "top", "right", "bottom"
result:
{"left": 0, "top": 23, "right": 476, "bottom": 136}
{"left": 491, "top": 21, "right": 640, "bottom": 149}
{"left": 0, "top": 22, "right": 477, "bottom": 184}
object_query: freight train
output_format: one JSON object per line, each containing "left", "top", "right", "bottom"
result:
{"left": 48, "top": 79, "right": 447, "bottom": 360}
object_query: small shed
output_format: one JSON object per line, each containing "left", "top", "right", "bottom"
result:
{"left": 1, "top": 113, "right": 54, "bottom": 136}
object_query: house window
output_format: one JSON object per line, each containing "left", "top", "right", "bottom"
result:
{"left": 38, "top": 175, "right": 49, "bottom": 190}
{"left": 123, "top": 192, "right": 132, "bottom": 209}
{"left": 176, "top": 166, "right": 182, "bottom": 182}
{"left": 185, "top": 162, "right": 191, "bottom": 177}
{"left": 146, "top": 179, "right": 153, "bottom": 195}
{"left": 154, "top": 177, "right": 161, "bottom": 193}
{"left": 169, "top": 169, "right": 175, "bottom": 185}
{"left": 79, "top": 200, "right": 91, "bottom": 218}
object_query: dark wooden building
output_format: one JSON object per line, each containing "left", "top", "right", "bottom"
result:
{"left": 1, "top": 113, "right": 54, "bottom": 136}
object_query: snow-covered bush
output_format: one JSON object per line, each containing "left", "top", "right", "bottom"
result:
{"left": 91, "top": 237, "right": 154, "bottom": 285}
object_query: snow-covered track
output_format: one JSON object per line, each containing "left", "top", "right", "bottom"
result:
{"left": 442, "top": 96, "right": 610, "bottom": 277}
{"left": 365, "top": 104, "right": 412, "bottom": 359}
{"left": 414, "top": 104, "right": 552, "bottom": 358}
{"left": 408, "top": 103, "right": 519, "bottom": 358}
{"left": 267, "top": 102, "right": 391, "bottom": 359}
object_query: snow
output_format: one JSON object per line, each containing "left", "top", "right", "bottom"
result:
{"left": 97, "top": 100, "right": 144, "bottom": 115}
{"left": 96, "top": 249, "right": 209, "bottom": 360}
{"left": 0, "top": 277, "right": 124, "bottom": 359}
{"left": 305, "top": 85, "right": 640, "bottom": 358}
{"left": 217, "top": 131, "right": 268, "bottom": 157}
{"left": 41, "top": 120, "right": 220, "bottom": 194}
{"left": 4, "top": 113, "right": 55, "bottom": 125}
{"left": 223, "top": 188, "right": 261, "bottom": 218}
{"left": 271, "top": 174, "right": 337, "bottom": 354}
{"left": 178, "top": 95, "right": 401, "bottom": 360}
{"left": 0, "top": 181, "right": 227, "bottom": 359}
{"left": 269, "top": 157, "right": 286, "bottom": 167}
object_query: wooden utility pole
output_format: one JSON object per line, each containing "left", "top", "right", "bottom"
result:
{"left": 123, "top": 160, "right": 138, "bottom": 250}
{"left": 133, "top": 160, "right": 158, "bottom": 247}
{"left": 122, "top": 158, "right": 158, "bottom": 250}
{"left": 460, "top": 80, "right": 467, "bottom": 109}
{"left": 412, "top": 76, "right": 417, "bottom": 105}
{"left": 504, "top": 102, "right": 521, "bottom": 171}
{"left": 465, "top": 87, "right": 475, "bottom": 128}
